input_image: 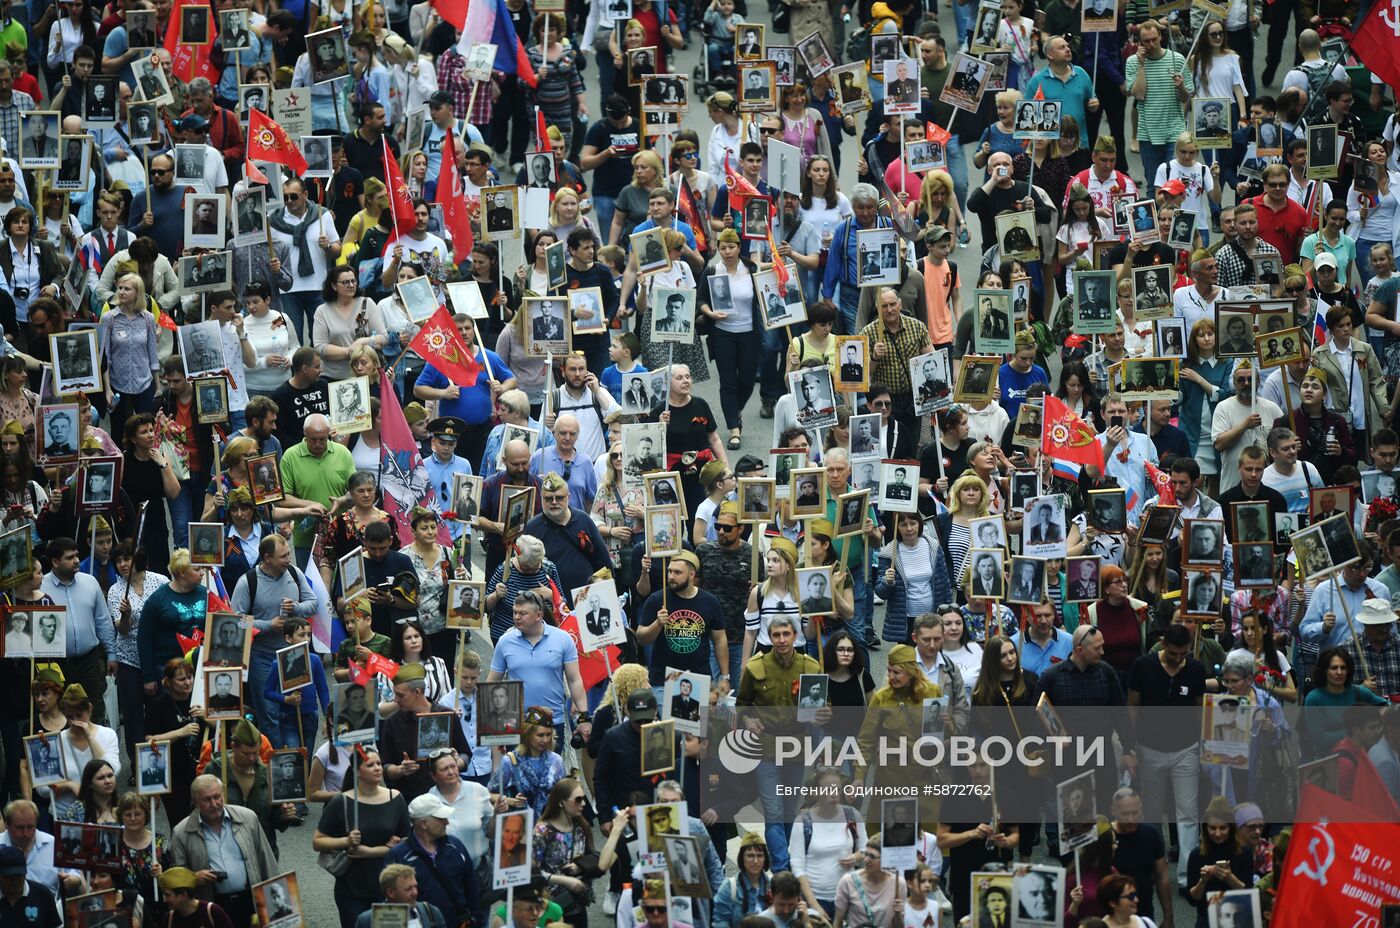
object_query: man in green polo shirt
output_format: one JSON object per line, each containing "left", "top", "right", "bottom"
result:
{"left": 280, "top": 413, "right": 357, "bottom": 563}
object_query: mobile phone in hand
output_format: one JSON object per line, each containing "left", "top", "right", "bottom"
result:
{"left": 1110, "top": 415, "right": 1125, "bottom": 430}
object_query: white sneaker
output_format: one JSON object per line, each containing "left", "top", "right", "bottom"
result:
{"left": 873, "top": 594, "right": 886, "bottom": 605}
{"left": 604, "top": 892, "right": 619, "bottom": 916}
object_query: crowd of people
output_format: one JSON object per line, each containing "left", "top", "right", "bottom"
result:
{"left": 0, "top": 0, "right": 1397, "bottom": 923}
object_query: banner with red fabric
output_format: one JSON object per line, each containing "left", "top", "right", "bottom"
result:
{"left": 1352, "top": 2, "right": 1400, "bottom": 94}
{"left": 247, "top": 109, "right": 308, "bottom": 176}
{"left": 163, "top": 0, "right": 218, "bottom": 84}
{"left": 1041, "top": 395, "right": 1105, "bottom": 473}
{"left": 435, "top": 129, "right": 474, "bottom": 264}
{"left": 1270, "top": 784, "right": 1400, "bottom": 928}
{"left": 409, "top": 306, "right": 483, "bottom": 387}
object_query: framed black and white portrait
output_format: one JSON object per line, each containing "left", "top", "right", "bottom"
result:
{"left": 19, "top": 111, "right": 59, "bottom": 170}
{"left": 179, "top": 320, "right": 226, "bottom": 378}
{"left": 795, "top": 30, "right": 834, "bottom": 77}
{"left": 630, "top": 227, "right": 670, "bottom": 276}
{"left": 32, "top": 610, "right": 66, "bottom": 659}
{"left": 328, "top": 376, "right": 372, "bottom": 436}
{"left": 135, "top": 741, "right": 171, "bottom": 795}
{"left": 50, "top": 330, "right": 101, "bottom": 395}
{"left": 300, "top": 135, "right": 332, "bottom": 179}
{"left": 995, "top": 209, "right": 1039, "bottom": 261}
{"left": 79, "top": 458, "right": 120, "bottom": 512}
{"left": 233, "top": 187, "right": 267, "bottom": 247}
{"left": 1023, "top": 495, "right": 1068, "bottom": 558}
{"left": 334, "top": 681, "right": 379, "bottom": 745}
{"left": 857, "top": 227, "right": 901, "bottom": 287}
{"left": 1131, "top": 264, "right": 1173, "bottom": 320}
{"left": 179, "top": 4, "right": 211, "bottom": 44}
{"left": 954, "top": 356, "right": 998, "bottom": 404}
{"left": 525, "top": 296, "right": 570, "bottom": 356}
{"left": 219, "top": 8, "right": 252, "bottom": 49}
{"left": 25, "top": 732, "right": 66, "bottom": 786}
{"left": 972, "top": 289, "right": 1014, "bottom": 355}
{"left": 1006, "top": 556, "right": 1046, "bottom": 606}
{"left": 173, "top": 143, "right": 206, "bottom": 187}
{"left": 1183, "top": 518, "right": 1226, "bottom": 567}
{"left": 203, "top": 668, "right": 244, "bottom": 720}
{"left": 36, "top": 403, "right": 80, "bottom": 463}
{"left": 788, "top": 367, "right": 837, "bottom": 430}
{"left": 909, "top": 347, "right": 952, "bottom": 416}
{"left": 184, "top": 194, "right": 227, "bottom": 250}
{"left": 188, "top": 521, "right": 224, "bottom": 567}
{"left": 573, "top": 577, "right": 625, "bottom": 651}
{"left": 131, "top": 55, "right": 173, "bottom": 106}
{"left": 739, "top": 478, "right": 776, "bottom": 524}
{"left": 650, "top": 288, "right": 695, "bottom": 344}
{"left": 82, "top": 76, "right": 118, "bottom": 127}
{"left": 878, "top": 460, "right": 919, "bottom": 514}
{"left": 789, "top": 466, "right": 825, "bottom": 518}
{"left": 267, "top": 749, "right": 307, "bottom": 803}
{"left": 125, "top": 9, "right": 157, "bottom": 48}
{"left": 965, "top": 548, "right": 1005, "bottom": 600}
{"left": 753, "top": 264, "right": 807, "bottom": 329}
{"left": 1156, "top": 317, "right": 1186, "bottom": 359}
{"left": 307, "top": 26, "right": 350, "bottom": 84}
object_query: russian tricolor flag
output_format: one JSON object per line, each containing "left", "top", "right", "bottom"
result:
{"left": 452, "top": 0, "right": 538, "bottom": 87}
{"left": 1051, "top": 459, "right": 1081, "bottom": 484}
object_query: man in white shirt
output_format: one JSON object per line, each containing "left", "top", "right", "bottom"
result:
{"left": 0, "top": 799, "right": 81, "bottom": 898}
{"left": 1261, "top": 426, "right": 1323, "bottom": 512}
{"left": 1212, "top": 363, "right": 1282, "bottom": 494}
{"left": 269, "top": 175, "right": 341, "bottom": 342}
{"left": 381, "top": 199, "right": 449, "bottom": 293}
{"left": 1173, "top": 249, "right": 1229, "bottom": 334}
{"left": 1098, "top": 393, "right": 1159, "bottom": 525}
{"left": 545, "top": 354, "right": 619, "bottom": 462}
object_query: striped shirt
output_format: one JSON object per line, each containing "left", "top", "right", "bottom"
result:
{"left": 1124, "top": 49, "right": 1193, "bottom": 144}
{"left": 486, "top": 562, "right": 564, "bottom": 643}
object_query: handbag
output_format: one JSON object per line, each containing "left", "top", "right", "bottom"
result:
{"left": 318, "top": 796, "right": 355, "bottom": 876}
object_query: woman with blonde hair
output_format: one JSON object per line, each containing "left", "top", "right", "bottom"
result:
{"left": 200, "top": 435, "right": 319, "bottom": 524}
{"left": 608, "top": 150, "right": 667, "bottom": 246}
{"left": 1153, "top": 133, "right": 1221, "bottom": 242}
{"left": 932, "top": 472, "right": 991, "bottom": 589}
{"left": 912, "top": 170, "right": 964, "bottom": 244}
{"left": 549, "top": 187, "right": 597, "bottom": 243}
{"left": 489, "top": 706, "right": 566, "bottom": 816}
{"left": 743, "top": 536, "right": 805, "bottom": 666}
{"left": 98, "top": 272, "right": 160, "bottom": 443}
{"left": 398, "top": 149, "right": 429, "bottom": 200}
{"left": 855, "top": 644, "right": 942, "bottom": 812}
{"left": 973, "top": 90, "right": 1023, "bottom": 173}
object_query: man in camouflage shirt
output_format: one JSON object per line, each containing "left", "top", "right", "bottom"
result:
{"left": 697, "top": 502, "right": 763, "bottom": 687}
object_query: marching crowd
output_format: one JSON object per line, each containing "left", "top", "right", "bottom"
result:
{"left": 0, "top": 0, "right": 1398, "bottom": 922}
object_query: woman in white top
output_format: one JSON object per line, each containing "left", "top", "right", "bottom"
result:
{"left": 515, "top": 229, "right": 559, "bottom": 298}
{"left": 242, "top": 282, "right": 301, "bottom": 398}
{"left": 743, "top": 538, "right": 805, "bottom": 666}
{"left": 788, "top": 767, "right": 869, "bottom": 916}
{"left": 1153, "top": 134, "right": 1222, "bottom": 236}
{"left": 47, "top": 685, "right": 121, "bottom": 820}
{"left": 706, "top": 92, "right": 752, "bottom": 185}
{"left": 1187, "top": 22, "right": 1247, "bottom": 114}
{"left": 376, "top": 620, "right": 453, "bottom": 713}
{"left": 46, "top": 0, "right": 97, "bottom": 69}
{"left": 939, "top": 612, "right": 984, "bottom": 690}
{"left": 1348, "top": 140, "right": 1400, "bottom": 283}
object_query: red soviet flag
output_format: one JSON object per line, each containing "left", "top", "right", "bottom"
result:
{"left": 1145, "top": 461, "right": 1174, "bottom": 505}
{"left": 246, "top": 109, "right": 308, "bottom": 176}
{"left": 409, "top": 305, "right": 483, "bottom": 387}
{"left": 1352, "top": 1, "right": 1400, "bottom": 95}
{"left": 435, "top": 129, "right": 474, "bottom": 264}
{"left": 1271, "top": 784, "right": 1400, "bottom": 928}
{"left": 383, "top": 137, "right": 417, "bottom": 236}
{"left": 1042, "top": 394, "right": 1105, "bottom": 473}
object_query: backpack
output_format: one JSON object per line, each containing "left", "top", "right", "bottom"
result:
{"left": 243, "top": 563, "right": 307, "bottom": 605}
{"left": 844, "top": 27, "right": 872, "bottom": 62}
{"left": 799, "top": 804, "right": 862, "bottom": 854}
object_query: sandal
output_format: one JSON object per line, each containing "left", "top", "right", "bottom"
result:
{"left": 728, "top": 432, "right": 742, "bottom": 450}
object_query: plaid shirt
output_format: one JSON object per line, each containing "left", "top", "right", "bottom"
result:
{"left": 1039, "top": 656, "right": 1136, "bottom": 749}
{"left": 860, "top": 314, "right": 930, "bottom": 396}
{"left": 0, "top": 90, "right": 35, "bottom": 159}
{"left": 1345, "top": 627, "right": 1400, "bottom": 699}
{"left": 1215, "top": 238, "right": 1280, "bottom": 290}
{"left": 436, "top": 47, "right": 495, "bottom": 126}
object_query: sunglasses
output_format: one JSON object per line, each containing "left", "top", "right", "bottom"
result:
{"left": 716, "top": 523, "right": 739, "bottom": 532}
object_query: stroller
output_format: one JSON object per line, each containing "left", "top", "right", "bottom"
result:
{"left": 691, "top": 0, "right": 748, "bottom": 95}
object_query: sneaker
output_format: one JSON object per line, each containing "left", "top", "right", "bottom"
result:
{"left": 605, "top": 893, "right": 619, "bottom": 916}
{"left": 873, "top": 593, "right": 886, "bottom": 605}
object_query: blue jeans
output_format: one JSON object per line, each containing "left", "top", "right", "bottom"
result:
{"left": 710, "top": 640, "right": 743, "bottom": 685}
{"left": 594, "top": 194, "right": 618, "bottom": 245}
{"left": 278, "top": 711, "right": 317, "bottom": 749}
{"left": 247, "top": 647, "right": 282, "bottom": 739}
{"left": 837, "top": 283, "right": 860, "bottom": 335}
{"left": 755, "top": 761, "right": 800, "bottom": 873}
{"left": 946, "top": 134, "right": 968, "bottom": 219}
{"left": 281, "top": 290, "right": 321, "bottom": 343}
{"left": 168, "top": 470, "right": 210, "bottom": 562}
{"left": 850, "top": 567, "right": 874, "bottom": 654}
{"left": 594, "top": 48, "right": 617, "bottom": 109}
{"left": 705, "top": 40, "right": 729, "bottom": 76}
{"left": 1139, "top": 141, "right": 1174, "bottom": 197}
{"left": 1356, "top": 238, "right": 1384, "bottom": 283}
{"left": 953, "top": 0, "right": 975, "bottom": 48}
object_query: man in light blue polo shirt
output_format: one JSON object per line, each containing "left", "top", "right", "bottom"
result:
{"left": 1022, "top": 36, "right": 1098, "bottom": 148}
{"left": 1011, "top": 600, "right": 1075, "bottom": 675}
{"left": 486, "top": 590, "right": 593, "bottom": 749}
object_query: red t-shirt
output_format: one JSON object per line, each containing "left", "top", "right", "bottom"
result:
{"left": 631, "top": 5, "right": 678, "bottom": 71}
{"left": 12, "top": 72, "right": 41, "bottom": 103}
{"left": 1250, "top": 195, "right": 1310, "bottom": 262}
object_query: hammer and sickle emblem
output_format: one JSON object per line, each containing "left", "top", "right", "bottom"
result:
{"left": 1291, "top": 825, "right": 1336, "bottom": 886}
